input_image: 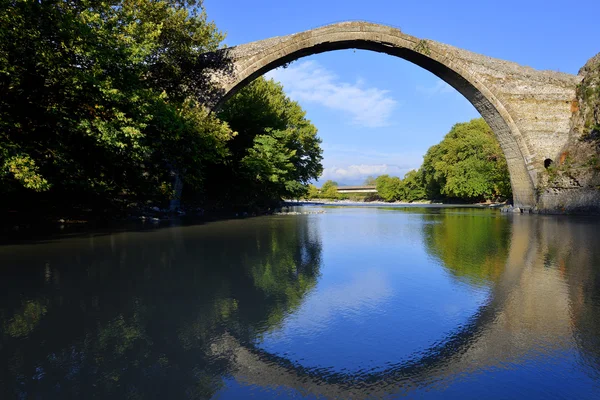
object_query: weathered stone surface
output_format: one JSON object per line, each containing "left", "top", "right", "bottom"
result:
{"left": 204, "top": 21, "right": 582, "bottom": 210}
{"left": 537, "top": 52, "right": 600, "bottom": 213}
{"left": 537, "top": 188, "right": 600, "bottom": 214}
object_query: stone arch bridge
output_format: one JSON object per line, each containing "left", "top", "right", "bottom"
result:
{"left": 205, "top": 21, "right": 582, "bottom": 210}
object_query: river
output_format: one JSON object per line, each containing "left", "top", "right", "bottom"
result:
{"left": 1, "top": 206, "right": 600, "bottom": 399}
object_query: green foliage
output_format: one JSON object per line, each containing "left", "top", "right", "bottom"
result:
{"left": 374, "top": 171, "right": 427, "bottom": 202}
{"left": 414, "top": 39, "right": 431, "bottom": 56}
{"left": 545, "top": 162, "right": 561, "bottom": 183}
{"left": 3, "top": 155, "right": 51, "bottom": 192}
{"left": 585, "top": 155, "right": 600, "bottom": 171}
{"left": 367, "top": 119, "right": 510, "bottom": 204}
{"left": 421, "top": 118, "right": 511, "bottom": 202}
{"left": 243, "top": 133, "right": 296, "bottom": 186}
{"left": 304, "top": 180, "right": 362, "bottom": 201}
{"left": 319, "top": 180, "right": 339, "bottom": 199}
{"left": 400, "top": 169, "right": 427, "bottom": 201}
{"left": 576, "top": 58, "right": 600, "bottom": 134}
{"left": 213, "top": 77, "right": 323, "bottom": 207}
{"left": 0, "top": 0, "right": 233, "bottom": 211}
{"left": 305, "top": 119, "right": 510, "bottom": 205}
{"left": 307, "top": 184, "right": 320, "bottom": 199}
{"left": 375, "top": 175, "right": 402, "bottom": 201}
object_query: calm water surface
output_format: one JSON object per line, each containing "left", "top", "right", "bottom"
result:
{"left": 1, "top": 206, "right": 600, "bottom": 399}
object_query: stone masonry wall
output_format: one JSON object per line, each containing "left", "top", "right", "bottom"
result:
{"left": 537, "top": 53, "right": 600, "bottom": 214}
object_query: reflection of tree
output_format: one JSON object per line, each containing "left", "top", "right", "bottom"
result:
{"left": 240, "top": 219, "right": 321, "bottom": 333}
{"left": 0, "top": 216, "right": 322, "bottom": 399}
{"left": 424, "top": 211, "right": 600, "bottom": 379}
{"left": 422, "top": 209, "right": 511, "bottom": 285}
{"left": 2, "top": 300, "right": 48, "bottom": 338}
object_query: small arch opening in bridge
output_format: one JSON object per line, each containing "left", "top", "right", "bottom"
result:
{"left": 544, "top": 158, "right": 554, "bottom": 169}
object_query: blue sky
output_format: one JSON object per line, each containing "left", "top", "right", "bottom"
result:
{"left": 204, "top": 0, "right": 600, "bottom": 185}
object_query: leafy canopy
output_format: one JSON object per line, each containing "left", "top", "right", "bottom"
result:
{"left": 365, "top": 119, "right": 511, "bottom": 203}
{"left": 0, "top": 0, "right": 233, "bottom": 210}
{"left": 213, "top": 77, "right": 323, "bottom": 206}
{"left": 421, "top": 118, "right": 511, "bottom": 201}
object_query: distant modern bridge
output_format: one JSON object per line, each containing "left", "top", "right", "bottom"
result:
{"left": 336, "top": 185, "right": 377, "bottom": 194}
{"left": 205, "top": 21, "right": 582, "bottom": 210}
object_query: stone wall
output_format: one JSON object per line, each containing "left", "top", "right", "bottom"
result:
{"left": 537, "top": 53, "right": 600, "bottom": 214}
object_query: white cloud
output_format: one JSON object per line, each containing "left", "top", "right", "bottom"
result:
{"left": 315, "top": 144, "right": 425, "bottom": 184}
{"left": 264, "top": 270, "right": 393, "bottom": 336}
{"left": 265, "top": 61, "right": 398, "bottom": 128}
{"left": 320, "top": 164, "right": 413, "bottom": 184}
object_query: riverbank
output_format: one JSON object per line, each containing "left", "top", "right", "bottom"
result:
{"left": 0, "top": 203, "right": 277, "bottom": 242}
{"left": 284, "top": 199, "right": 508, "bottom": 208}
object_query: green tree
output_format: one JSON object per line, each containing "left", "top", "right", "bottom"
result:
{"left": 421, "top": 118, "right": 511, "bottom": 202}
{"left": 399, "top": 169, "right": 426, "bottom": 202}
{"left": 320, "top": 180, "right": 339, "bottom": 199}
{"left": 375, "top": 175, "right": 402, "bottom": 201}
{"left": 306, "top": 184, "right": 320, "bottom": 199}
{"left": 213, "top": 77, "right": 323, "bottom": 207}
{"left": 0, "top": 0, "right": 233, "bottom": 213}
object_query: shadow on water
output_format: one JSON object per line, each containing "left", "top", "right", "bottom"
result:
{"left": 0, "top": 215, "right": 264, "bottom": 247}
{"left": 1, "top": 209, "right": 600, "bottom": 398}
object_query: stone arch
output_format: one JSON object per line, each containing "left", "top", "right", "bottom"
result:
{"left": 211, "top": 22, "right": 554, "bottom": 208}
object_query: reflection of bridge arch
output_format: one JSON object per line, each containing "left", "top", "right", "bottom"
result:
{"left": 207, "top": 21, "right": 581, "bottom": 209}
{"left": 212, "top": 217, "right": 574, "bottom": 398}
